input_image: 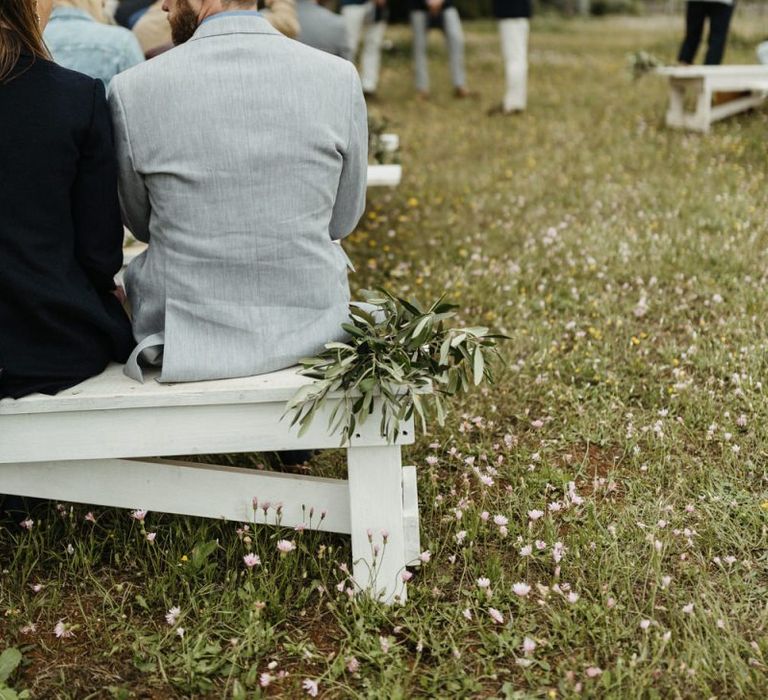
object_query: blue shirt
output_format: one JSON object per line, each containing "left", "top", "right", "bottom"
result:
{"left": 44, "top": 8, "right": 145, "bottom": 86}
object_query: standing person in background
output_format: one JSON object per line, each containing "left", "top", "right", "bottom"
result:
{"left": 340, "top": 0, "right": 387, "bottom": 97}
{"left": 44, "top": 0, "right": 144, "bottom": 83}
{"left": 489, "top": 0, "right": 531, "bottom": 115}
{"left": 410, "top": 0, "right": 470, "bottom": 99}
{"left": 678, "top": 0, "right": 735, "bottom": 65}
{"left": 297, "top": 0, "right": 351, "bottom": 60}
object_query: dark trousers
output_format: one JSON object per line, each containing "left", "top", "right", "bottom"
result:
{"left": 678, "top": 1, "right": 735, "bottom": 65}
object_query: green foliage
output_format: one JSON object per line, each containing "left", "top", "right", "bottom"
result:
{"left": 286, "top": 289, "right": 505, "bottom": 443}
{"left": 626, "top": 49, "right": 664, "bottom": 79}
{"left": 0, "top": 648, "right": 28, "bottom": 700}
{"left": 368, "top": 115, "right": 400, "bottom": 165}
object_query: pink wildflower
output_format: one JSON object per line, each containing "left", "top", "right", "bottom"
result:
{"left": 54, "top": 620, "right": 73, "bottom": 639}
{"left": 276, "top": 540, "right": 295, "bottom": 553}
{"left": 243, "top": 553, "right": 261, "bottom": 568}
{"left": 488, "top": 608, "right": 504, "bottom": 624}
{"left": 131, "top": 509, "right": 147, "bottom": 521}
{"left": 302, "top": 679, "right": 319, "bottom": 697}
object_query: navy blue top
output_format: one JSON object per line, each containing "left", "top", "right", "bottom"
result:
{"left": 0, "top": 55, "right": 134, "bottom": 398}
{"left": 494, "top": 0, "right": 532, "bottom": 18}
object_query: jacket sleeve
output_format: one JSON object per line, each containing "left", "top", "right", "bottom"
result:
{"left": 108, "top": 77, "right": 152, "bottom": 243}
{"left": 329, "top": 65, "right": 368, "bottom": 241}
{"left": 71, "top": 79, "right": 124, "bottom": 293}
{"left": 263, "top": 0, "right": 300, "bottom": 39}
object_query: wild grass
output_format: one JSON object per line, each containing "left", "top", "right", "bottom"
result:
{"left": 2, "top": 14, "right": 768, "bottom": 699}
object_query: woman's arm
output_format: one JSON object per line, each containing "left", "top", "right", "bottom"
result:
{"left": 71, "top": 80, "right": 125, "bottom": 294}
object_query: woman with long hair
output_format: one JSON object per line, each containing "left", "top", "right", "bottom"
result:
{"left": 0, "top": 0, "right": 135, "bottom": 399}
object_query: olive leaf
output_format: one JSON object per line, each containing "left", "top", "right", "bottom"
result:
{"left": 284, "top": 289, "right": 507, "bottom": 445}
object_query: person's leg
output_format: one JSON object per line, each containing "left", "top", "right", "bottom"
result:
{"left": 500, "top": 18, "right": 529, "bottom": 112}
{"left": 411, "top": 10, "right": 430, "bottom": 94}
{"left": 678, "top": 1, "right": 706, "bottom": 64}
{"left": 341, "top": 3, "right": 368, "bottom": 62}
{"left": 704, "top": 2, "right": 734, "bottom": 65}
{"left": 442, "top": 7, "right": 467, "bottom": 91}
{"left": 361, "top": 17, "right": 387, "bottom": 94}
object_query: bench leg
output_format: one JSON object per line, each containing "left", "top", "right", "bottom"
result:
{"left": 666, "top": 80, "right": 686, "bottom": 129}
{"left": 347, "top": 445, "right": 408, "bottom": 604}
{"left": 692, "top": 82, "right": 712, "bottom": 132}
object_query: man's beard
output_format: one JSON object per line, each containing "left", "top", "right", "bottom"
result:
{"left": 169, "top": 0, "right": 199, "bottom": 45}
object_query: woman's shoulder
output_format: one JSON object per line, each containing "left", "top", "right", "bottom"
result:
{"left": 28, "top": 56, "right": 100, "bottom": 91}
{"left": 18, "top": 58, "right": 103, "bottom": 114}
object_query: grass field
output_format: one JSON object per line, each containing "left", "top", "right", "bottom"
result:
{"left": 2, "top": 15, "right": 768, "bottom": 699}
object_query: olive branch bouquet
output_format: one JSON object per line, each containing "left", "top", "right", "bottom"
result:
{"left": 285, "top": 289, "right": 506, "bottom": 445}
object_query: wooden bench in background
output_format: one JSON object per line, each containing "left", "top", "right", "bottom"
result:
{"left": 0, "top": 365, "right": 421, "bottom": 604}
{"left": 657, "top": 65, "right": 768, "bottom": 132}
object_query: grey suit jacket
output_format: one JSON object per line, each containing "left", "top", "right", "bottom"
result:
{"left": 108, "top": 14, "right": 368, "bottom": 383}
{"left": 297, "top": 0, "right": 352, "bottom": 61}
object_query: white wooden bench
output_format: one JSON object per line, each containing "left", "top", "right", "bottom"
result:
{"left": 0, "top": 364, "right": 421, "bottom": 604}
{"left": 657, "top": 65, "right": 768, "bottom": 132}
{"left": 368, "top": 132, "right": 402, "bottom": 187}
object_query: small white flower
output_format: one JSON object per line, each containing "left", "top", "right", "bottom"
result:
{"left": 512, "top": 582, "right": 531, "bottom": 597}
{"left": 165, "top": 606, "right": 181, "bottom": 626}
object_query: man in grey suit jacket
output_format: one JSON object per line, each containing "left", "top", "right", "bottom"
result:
{"left": 108, "top": 1, "right": 368, "bottom": 383}
{"left": 296, "top": 0, "right": 351, "bottom": 61}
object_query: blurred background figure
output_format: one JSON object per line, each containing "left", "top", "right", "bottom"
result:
{"left": 410, "top": 0, "right": 469, "bottom": 99}
{"left": 131, "top": 0, "right": 299, "bottom": 58}
{"left": 758, "top": 40, "right": 768, "bottom": 64}
{"left": 491, "top": 0, "right": 531, "bottom": 115}
{"left": 297, "top": 0, "right": 351, "bottom": 60}
{"left": 114, "top": 0, "right": 153, "bottom": 28}
{"left": 678, "top": 0, "right": 735, "bottom": 65}
{"left": 340, "top": 0, "right": 387, "bottom": 97}
{"left": 44, "top": 0, "right": 144, "bottom": 83}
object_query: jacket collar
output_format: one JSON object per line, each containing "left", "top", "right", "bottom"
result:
{"left": 49, "top": 7, "right": 94, "bottom": 22}
{"left": 190, "top": 12, "right": 281, "bottom": 41}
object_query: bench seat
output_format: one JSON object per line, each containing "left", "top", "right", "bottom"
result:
{"left": 0, "top": 364, "right": 421, "bottom": 604}
{"left": 657, "top": 65, "right": 768, "bottom": 132}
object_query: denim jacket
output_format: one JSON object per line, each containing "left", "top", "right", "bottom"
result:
{"left": 44, "top": 8, "right": 144, "bottom": 86}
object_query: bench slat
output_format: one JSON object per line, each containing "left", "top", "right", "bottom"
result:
{"left": 0, "top": 457, "right": 353, "bottom": 533}
{"left": 0, "top": 363, "right": 314, "bottom": 415}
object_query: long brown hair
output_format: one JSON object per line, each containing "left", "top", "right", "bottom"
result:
{"left": 0, "top": 0, "right": 51, "bottom": 83}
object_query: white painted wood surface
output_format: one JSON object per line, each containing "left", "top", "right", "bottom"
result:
{"left": 0, "top": 366, "right": 421, "bottom": 604}
{"left": 347, "top": 446, "right": 408, "bottom": 603}
{"left": 380, "top": 133, "right": 400, "bottom": 153}
{"left": 367, "top": 164, "right": 402, "bottom": 188}
{"left": 657, "top": 65, "right": 768, "bottom": 132}
{"left": 0, "top": 458, "right": 353, "bottom": 533}
{"left": 402, "top": 464, "right": 422, "bottom": 566}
